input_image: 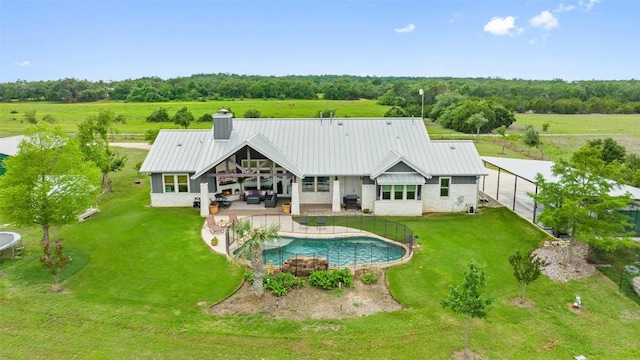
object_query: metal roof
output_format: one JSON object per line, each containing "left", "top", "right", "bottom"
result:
{"left": 141, "top": 118, "right": 487, "bottom": 179}
{"left": 377, "top": 173, "right": 426, "bottom": 185}
{"left": 482, "top": 156, "right": 640, "bottom": 200}
{"left": 0, "top": 136, "right": 25, "bottom": 156}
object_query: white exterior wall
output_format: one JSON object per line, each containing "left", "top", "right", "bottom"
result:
{"left": 332, "top": 179, "right": 341, "bottom": 212}
{"left": 361, "top": 184, "right": 376, "bottom": 212}
{"left": 151, "top": 192, "right": 199, "bottom": 207}
{"left": 422, "top": 182, "right": 479, "bottom": 213}
{"left": 374, "top": 200, "right": 422, "bottom": 216}
{"left": 297, "top": 178, "right": 333, "bottom": 204}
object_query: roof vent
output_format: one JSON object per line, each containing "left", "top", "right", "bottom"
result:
{"left": 386, "top": 120, "right": 391, "bottom": 125}
{"left": 338, "top": 120, "right": 343, "bottom": 125}
{"left": 449, "top": 144, "right": 456, "bottom": 150}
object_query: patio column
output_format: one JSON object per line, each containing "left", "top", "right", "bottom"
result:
{"left": 291, "top": 179, "right": 300, "bottom": 215}
{"left": 200, "top": 182, "right": 209, "bottom": 217}
{"left": 332, "top": 178, "right": 341, "bottom": 212}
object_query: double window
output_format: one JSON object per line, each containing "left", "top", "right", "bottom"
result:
{"left": 302, "top": 176, "right": 331, "bottom": 192}
{"left": 164, "top": 174, "right": 189, "bottom": 193}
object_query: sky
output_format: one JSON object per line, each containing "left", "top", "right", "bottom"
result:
{"left": 1, "top": 0, "right": 638, "bottom": 83}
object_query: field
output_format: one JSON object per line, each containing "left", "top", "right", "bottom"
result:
{"left": 1, "top": 147, "right": 639, "bottom": 359}
{"left": 2, "top": 100, "right": 638, "bottom": 159}
{"left": 0, "top": 99, "right": 391, "bottom": 136}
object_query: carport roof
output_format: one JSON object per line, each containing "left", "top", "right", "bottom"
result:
{"left": 482, "top": 156, "right": 640, "bottom": 201}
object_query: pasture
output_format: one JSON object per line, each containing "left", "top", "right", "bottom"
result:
{"left": 1, "top": 147, "right": 639, "bottom": 359}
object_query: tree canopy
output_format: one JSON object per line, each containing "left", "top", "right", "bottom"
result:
{"left": 0, "top": 125, "right": 101, "bottom": 286}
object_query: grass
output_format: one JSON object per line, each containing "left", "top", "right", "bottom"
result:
{"left": 1, "top": 147, "right": 639, "bottom": 358}
{"left": 0, "top": 99, "right": 391, "bottom": 137}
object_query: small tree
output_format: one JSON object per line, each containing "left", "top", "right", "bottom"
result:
{"left": 523, "top": 125, "right": 543, "bottom": 159}
{"left": 0, "top": 125, "right": 101, "bottom": 289}
{"left": 466, "top": 113, "right": 488, "bottom": 139}
{"left": 172, "top": 106, "right": 194, "bottom": 129}
{"left": 146, "top": 107, "right": 170, "bottom": 122}
{"left": 233, "top": 220, "right": 281, "bottom": 297}
{"left": 441, "top": 260, "right": 494, "bottom": 360}
{"left": 77, "top": 109, "right": 127, "bottom": 193}
{"left": 244, "top": 108, "right": 261, "bottom": 118}
{"left": 509, "top": 250, "right": 548, "bottom": 304}
{"left": 530, "top": 161, "right": 634, "bottom": 265}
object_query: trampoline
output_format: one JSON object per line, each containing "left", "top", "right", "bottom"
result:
{"left": 0, "top": 232, "right": 23, "bottom": 259}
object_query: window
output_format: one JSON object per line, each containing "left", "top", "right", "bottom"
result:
{"left": 394, "top": 185, "right": 404, "bottom": 200}
{"left": 164, "top": 174, "right": 189, "bottom": 193}
{"left": 406, "top": 185, "right": 417, "bottom": 200}
{"left": 382, "top": 185, "right": 392, "bottom": 200}
{"left": 440, "top": 177, "right": 450, "bottom": 197}
{"left": 302, "top": 177, "right": 315, "bottom": 192}
{"left": 317, "top": 177, "right": 330, "bottom": 192}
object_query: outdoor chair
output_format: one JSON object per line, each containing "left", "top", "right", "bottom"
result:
{"left": 299, "top": 217, "right": 309, "bottom": 226}
{"left": 316, "top": 217, "right": 326, "bottom": 227}
{"left": 229, "top": 211, "right": 239, "bottom": 225}
{"left": 205, "top": 215, "right": 224, "bottom": 234}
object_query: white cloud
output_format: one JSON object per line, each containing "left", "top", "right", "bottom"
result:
{"left": 580, "top": 0, "right": 601, "bottom": 10}
{"left": 394, "top": 23, "right": 415, "bottom": 33}
{"left": 18, "top": 60, "right": 32, "bottom": 67}
{"left": 554, "top": 3, "right": 575, "bottom": 12}
{"left": 529, "top": 10, "right": 559, "bottom": 30}
{"left": 483, "top": 16, "right": 518, "bottom": 36}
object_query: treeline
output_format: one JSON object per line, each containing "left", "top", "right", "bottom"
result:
{"left": 2, "top": 74, "right": 640, "bottom": 114}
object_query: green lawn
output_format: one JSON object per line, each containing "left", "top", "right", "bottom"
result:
{"left": 1, "top": 148, "right": 639, "bottom": 358}
{"left": 0, "top": 99, "right": 391, "bottom": 137}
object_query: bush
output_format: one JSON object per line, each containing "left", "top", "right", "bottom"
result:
{"left": 264, "top": 272, "right": 305, "bottom": 296}
{"left": 244, "top": 109, "right": 261, "bottom": 118}
{"left": 360, "top": 272, "right": 380, "bottom": 285}
{"left": 243, "top": 271, "right": 254, "bottom": 284}
{"left": 309, "top": 268, "right": 354, "bottom": 290}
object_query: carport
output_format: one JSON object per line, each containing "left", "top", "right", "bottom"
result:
{"left": 481, "top": 156, "right": 640, "bottom": 234}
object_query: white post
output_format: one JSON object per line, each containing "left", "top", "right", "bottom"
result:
{"left": 291, "top": 179, "right": 300, "bottom": 215}
{"left": 332, "top": 178, "right": 341, "bottom": 212}
{"left": 200, "top": 182, "right": 209, "bottom": 217}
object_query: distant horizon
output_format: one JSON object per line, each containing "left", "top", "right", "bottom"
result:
{"left": 2, "top": 0, "right": 638, "bottom": 83}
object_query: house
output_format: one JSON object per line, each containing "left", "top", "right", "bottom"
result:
{"left": 139, "top": 110, "right": 487, "bottom": 216}
{"left": 0, "top": 136, "right": 25, "bottom": 176}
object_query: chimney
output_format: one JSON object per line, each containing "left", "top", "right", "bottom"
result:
{"left": 213, "top": 109, "right": 233, "bottom": 140}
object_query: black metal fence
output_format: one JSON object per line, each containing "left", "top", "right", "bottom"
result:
{"left": 227, "top": 214, "right": 414, "bottom": 267}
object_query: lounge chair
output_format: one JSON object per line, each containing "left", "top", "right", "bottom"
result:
{"left": 316, "top": 217, "right": 326, "bottom": 227}
{"left": 229, "top": 211, "right": 239, "bottom": 225}
{"left": 205, "top": 215, "right": 224, "bottom": 234}
{"left": 299, "top": 217, "right": 309, "bottom": 226}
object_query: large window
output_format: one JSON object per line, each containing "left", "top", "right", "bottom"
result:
{"left": 164, "top": 174, "right": 189, "bottom": 193}
{"left": 317, "top": 177, "right": 330, "bottom": 192}
{"left": 440, "top": 177, "right": 450, "bottom": 197}
{"left": 378, "top": 184, "right": 421, "bottom": 200}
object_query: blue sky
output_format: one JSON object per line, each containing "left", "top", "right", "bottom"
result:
{"left": 1, "top": 0, "right": 638, "bottom": 82}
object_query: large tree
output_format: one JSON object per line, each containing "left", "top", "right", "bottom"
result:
{"left": 441, "top": 260, "right": 494, "bottom": 360}
{"left": 530, "top": 161, "right": 634, "bottom": 264}
{"left": 0, "top": 125, "right": 101, "bottom": 287}
{"left": 77, "top": 109, "right": 127, "bottom": 192}
{"left": 233, "top": 220, "right": 281, "bottom": 297}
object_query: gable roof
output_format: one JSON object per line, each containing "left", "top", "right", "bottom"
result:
{"left": 140, "top": 117, "right": 487, "bottom": 179}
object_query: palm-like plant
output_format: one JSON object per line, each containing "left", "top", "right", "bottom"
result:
{"left": 233, "top": 220, "right": 281, "bottom": 297}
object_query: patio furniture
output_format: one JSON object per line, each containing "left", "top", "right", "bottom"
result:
{"left": 317, "top": 217, "right": 326, "bottom": 227}
{"left": 343, "top": 194, "right": 360, "bottom": 209}
{"left": 264, "top": 193, "right": 277, "bottom": 208}
{"left": 205, "top": 215, "right": 224, "bottom": 234}
{"left": 214, "top": 193, "right": 231, "bottom": 208}
{"left": 299, "top": 217, "right": 309, "bottom": 226}
{"left": 229, "top": 211, "right": 239, "bottom": 225}
{"left": 244, "top": 189, "right": 267, "bottom": 203}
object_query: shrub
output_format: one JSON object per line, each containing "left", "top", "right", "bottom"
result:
{"left": 309, "top": 268, "right": 354, "bottom": 290}
{"left": 244, "top": 109, "right": 261, "bottom": 118}
{"left": 264, "top": 272, "right": 305, "bottom": 296}
{"left": 360, "top": 272, "right": 380, "bottom": 285}
{"left": 243, "top": 271, "right": 254, "bottom": 284}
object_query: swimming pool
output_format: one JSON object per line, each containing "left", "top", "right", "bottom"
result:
{"left": 262, "top": 236, "right": 406, "bottom": 267}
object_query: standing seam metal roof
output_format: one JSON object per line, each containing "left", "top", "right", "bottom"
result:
{"left": 140, "top": 118, "right": 487, "bottom": 178}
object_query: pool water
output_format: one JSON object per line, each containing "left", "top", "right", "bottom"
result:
{"left": 262, "top": 236, "right": 406, "bottom": 267}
